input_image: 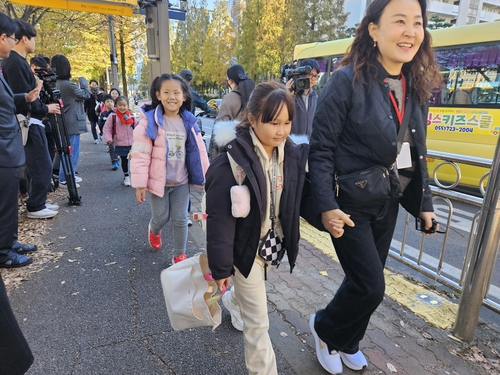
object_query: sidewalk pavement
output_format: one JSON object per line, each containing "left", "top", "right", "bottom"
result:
{"left": 3, "top": 133, "right": 500, "bottom": 375}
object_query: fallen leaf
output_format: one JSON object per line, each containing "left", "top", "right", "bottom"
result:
{"left": 319, "top": 270, "right": 328, "bottom": 276}
{"left": 387, "top": 363, "right": 398, "bottom": 373}
{"left": 448, "top": 334, "right": 463, "bottom": 342}
{"left": 422, "top": 332, "right": 433, "bottom": 340}
{"left": 73, "top": 247, "right": 84, "bottom": 252}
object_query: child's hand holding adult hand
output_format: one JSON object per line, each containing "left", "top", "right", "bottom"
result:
{"left": 136, "top": 188, "right": 146, "bottom": 204}
{"left": 321, "top": 209, "right": 355, "bottom": 238}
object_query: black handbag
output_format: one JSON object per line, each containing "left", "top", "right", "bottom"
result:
{"left": 334, "top": 85, "right": 413, "bottom": 204}
{"left": 335, "top": 165, "right": 392, "bottom": 203}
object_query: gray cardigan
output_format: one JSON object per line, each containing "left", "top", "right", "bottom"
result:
{"left": 55, "top": 78, "right": 91, "bottom": 135}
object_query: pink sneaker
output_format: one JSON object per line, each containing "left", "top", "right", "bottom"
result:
{"left": 172, "top": 253, "right": 187, "bottom": 264}
{"left": 148, "top": 224, "right": 161, "bottom": 250}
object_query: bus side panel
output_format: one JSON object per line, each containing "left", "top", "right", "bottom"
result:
{"left": 426, "top": 106, "right": 500, "bottom": 189}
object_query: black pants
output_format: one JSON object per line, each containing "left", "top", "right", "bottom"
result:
{"left": 0, "top": 167, "right": 19, "bottom": 256}
{"left": 0, "top": 275, "right": 34, "bottom": 374}
{"left": 314, "top": 198, "right": 400, "bottom": 354}
{"left": 120, "top": 155, "right": 128, "bottom": 174}
{"left": 24, "top": 124, "right": 52, "bottom": 212}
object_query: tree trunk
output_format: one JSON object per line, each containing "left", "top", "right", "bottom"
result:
{"left": 119, "top": 31, "right": 128, "bottom": 96}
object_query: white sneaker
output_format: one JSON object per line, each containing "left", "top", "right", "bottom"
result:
{"left": 46, "top": 203, "right": 59, "bottom": 211}
{"left": 222, "top": 288, "right": 244, "bottom": 331}
{"left": 59, "top": 181, "right": 80, "bottom": 188}
{"left": 74, "top": 175, "right": 82, "bottom": 182}
{"left": 27, "top": 208, "right": 58, "bottom": 219}
{"left": 94, "top": 139, "right": 99, "bottom": 144}
{"left": 123, "top": 176, "right": 131, "bottom": 186}
{"left": 339, "top": 350, "right": 368, "bottom": 370}
{"left": 309, "top": 314, "right": 343, "bottom": 374}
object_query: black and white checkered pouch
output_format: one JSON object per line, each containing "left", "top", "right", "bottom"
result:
{"left": 258, "top": 149, "right": 286, "bottom": 268}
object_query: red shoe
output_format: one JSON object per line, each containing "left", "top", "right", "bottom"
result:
{"left": 172, "top": 253, "right": 187, "bottom": 264}
{"left": 148, "top": 224, "right": 162, "bottom": 250}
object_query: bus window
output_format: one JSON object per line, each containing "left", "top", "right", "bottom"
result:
{"left": 432, "top": 43, "right": 500, "bottom": 107}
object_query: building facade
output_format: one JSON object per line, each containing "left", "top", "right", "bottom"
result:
{"left": 344, "top": 0, "right": 500, "bottom": 27}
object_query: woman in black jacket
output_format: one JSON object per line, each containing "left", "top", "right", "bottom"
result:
{"left": 308, "top": 0, "right": 441, "bottom": 373}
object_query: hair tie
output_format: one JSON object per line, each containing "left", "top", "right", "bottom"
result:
{"left": 238, "top": 73, "right": 248, "bottom": 81}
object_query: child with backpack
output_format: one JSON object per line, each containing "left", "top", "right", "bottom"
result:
{"left": 103, "top": 96, "right": 137, "bottom": 186}
{"left": 205, "top": 81, "right": 330, "bottom": 374}
{"left": 98, "top": 94, "right": 120, "bottom": 170}
{"left": 130, "top": 73, "right": 208, "bottom": 264}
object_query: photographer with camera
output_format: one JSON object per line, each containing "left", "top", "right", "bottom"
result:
{"left": 51, "top": 54, "right": 90, "bottom": 188}
{"left": 1, "top": 19, "right": 61, "bottom": 220}
{"left": 284, "top": 59, "right": 320, "bottom": 139}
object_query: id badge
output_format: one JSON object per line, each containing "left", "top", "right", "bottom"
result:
{"left": 396, "top": 142, "right": 412, "bottom": 169}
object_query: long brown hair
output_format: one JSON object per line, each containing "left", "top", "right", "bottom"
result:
{"left": 236, "top": 81, "right": 294, "bottom": 131}
{"left": 341, "top": 0, "right": 441, "bottom": 105}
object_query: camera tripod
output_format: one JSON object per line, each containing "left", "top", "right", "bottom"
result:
{"left": 47, "top": 101, "right": 81, "bottom": 205}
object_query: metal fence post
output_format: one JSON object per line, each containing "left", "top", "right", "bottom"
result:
{"left": 453, "top": 136, "right": 500, "bottom": 340}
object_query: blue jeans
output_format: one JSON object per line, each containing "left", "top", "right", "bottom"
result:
{"left": 59, "top": 134, "right": 80, "bottom": 183}
{"left": 314, "top": 198, "right": 400, "bottom": 354}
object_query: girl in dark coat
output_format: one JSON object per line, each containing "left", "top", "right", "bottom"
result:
{"left": 206, "top": 82, "right": 314, "bottom": 375}
{"left": 308, "top": 0, "right": 441, "bottom": 373}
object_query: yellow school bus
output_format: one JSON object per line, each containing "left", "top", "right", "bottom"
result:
{"left": 294, "top": 22, "right": 500, "bottom": 192}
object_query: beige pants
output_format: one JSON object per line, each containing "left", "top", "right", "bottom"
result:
{"left": 233, "top": 257, "right": 277, "bottom": 375}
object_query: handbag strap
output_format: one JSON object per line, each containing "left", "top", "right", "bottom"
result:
{"left": 267, "top": 148, "right": 278, "bottom": 230}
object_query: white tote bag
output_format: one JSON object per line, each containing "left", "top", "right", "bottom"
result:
{"left": 160, "top": 252, "right": 222, "bottom": 331}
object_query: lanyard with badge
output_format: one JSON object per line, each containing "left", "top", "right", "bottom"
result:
{"left": 386, "top": 73, "right": 412, "bottom": 169}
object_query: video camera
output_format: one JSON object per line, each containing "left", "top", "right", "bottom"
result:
{"left": 282, "top": 63, "right": 312, "bottom": 93}
{"left": 34, "top": 67, "right": 60, "bottom": 104}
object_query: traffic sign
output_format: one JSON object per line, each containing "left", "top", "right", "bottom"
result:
{"left": 11, "top": 0, "right": 134, "bottom": 16}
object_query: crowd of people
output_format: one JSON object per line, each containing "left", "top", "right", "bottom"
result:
{"left": 1, "top": 0, "right": 444, "bottom": 372}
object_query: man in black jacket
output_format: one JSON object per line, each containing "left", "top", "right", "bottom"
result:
{"left": 179, "top": 69, "right": 209, "bottom": 114}
{"left": 0, "top": 12, "right": 46, "bottom": 374}
{"left": 1, "top": 18, "right": 60, "bottom": 219}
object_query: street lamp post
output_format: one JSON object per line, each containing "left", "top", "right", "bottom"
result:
{"left": 140, "top": 0, "right": 188, "bottom": 85}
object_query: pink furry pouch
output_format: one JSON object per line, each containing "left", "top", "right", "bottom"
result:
{"left": 230, "top": 185, "right": 251, "bottom": 218}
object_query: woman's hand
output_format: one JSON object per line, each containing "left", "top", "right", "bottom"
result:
{"left": 214, "top": 277, "right": 231, "bottom": 293}
{"left": 135, "top": 188, "right": 146, "bottom": 204}
{"left": 321, "top": 209, "right": 355, "bottom": 238}
{"left": 420, "top": 211, "right": 439, "bottom": 236}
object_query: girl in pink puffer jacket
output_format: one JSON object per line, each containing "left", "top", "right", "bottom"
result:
{"left": 103, "top": 95, "right": 137, "bottom": 186}
{"left": 129, "top": 74, "right": 209, "bottom": 264}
